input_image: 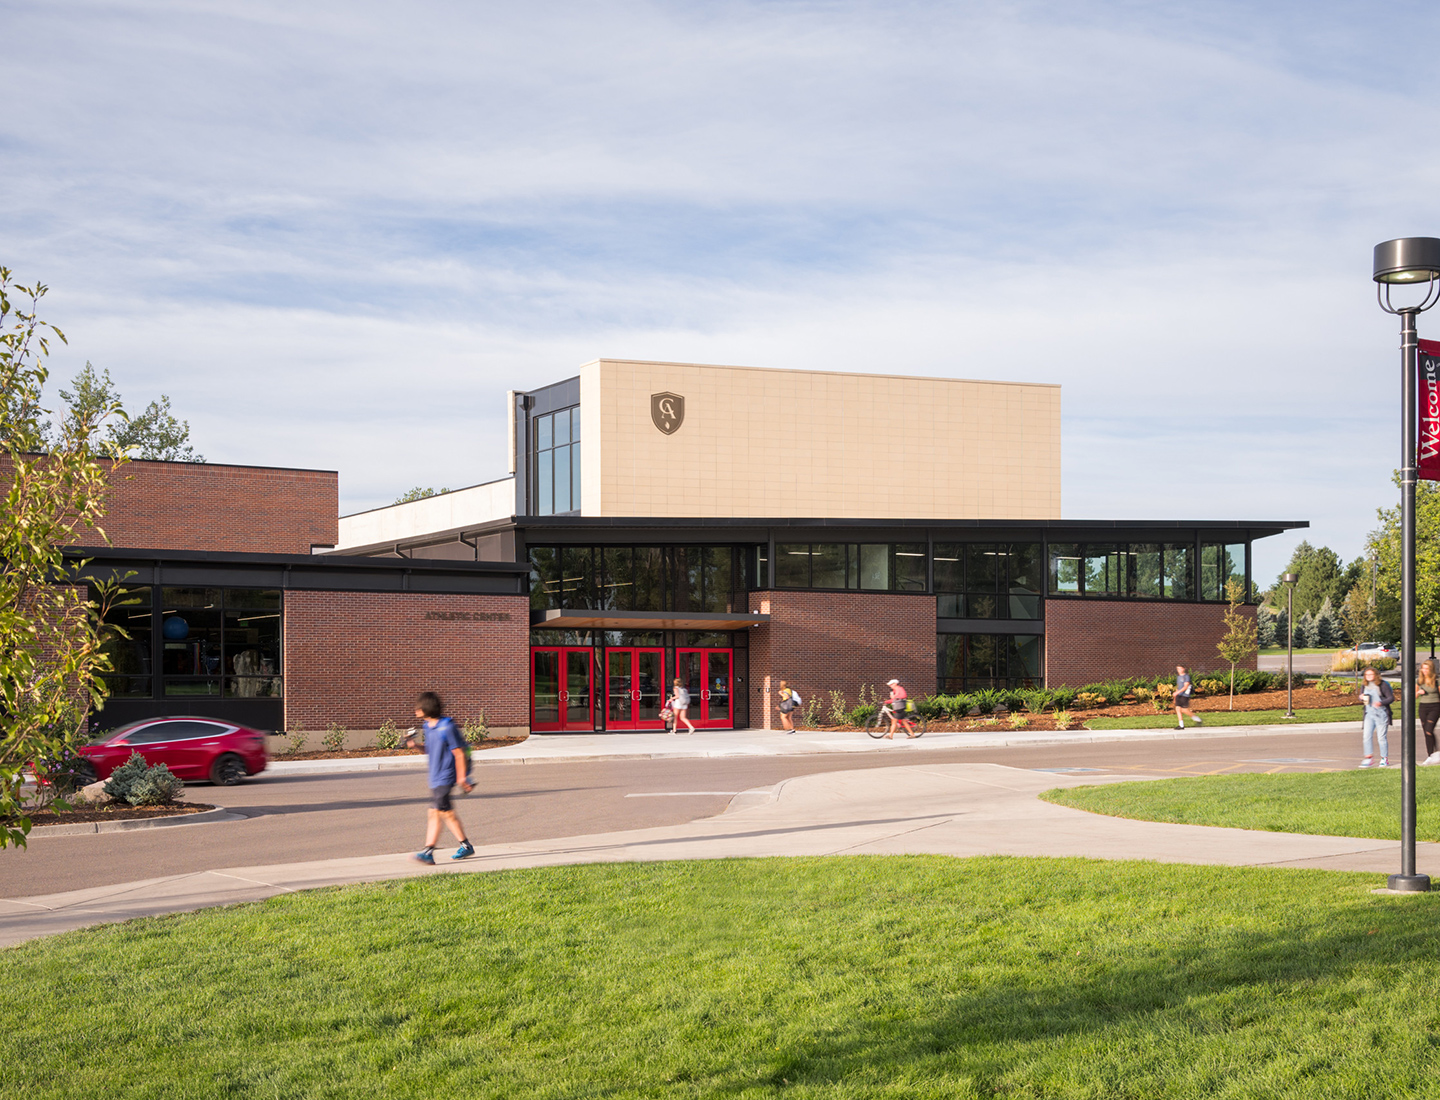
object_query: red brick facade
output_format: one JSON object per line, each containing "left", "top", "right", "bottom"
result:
{"left": 283, "top": 591, "right": 531, "bottom": 734}
{"left": 747, "top": 589, "right": 935, "bottom": 727}
{"left": 98, "top": 459, "right": 338, "bottom": 554}
{"left": 1044, "top": 599, "right": 1257, "bottom": 686}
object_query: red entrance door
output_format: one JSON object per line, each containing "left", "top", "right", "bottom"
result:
{"left": 605, "top": 648, "right": 666, "bottom": 730}
{"left": 531, "top": 647, "right": 594, "bottom": 732}
{"left": 675, "top": 648, "right": 734, "bottom": 728}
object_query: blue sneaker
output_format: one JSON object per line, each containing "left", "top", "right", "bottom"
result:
{"left": 452, "top": 841, "right": 475, "bottom": 860}
{"left": 412, "top": 849, "right": 436, "bottom": 864}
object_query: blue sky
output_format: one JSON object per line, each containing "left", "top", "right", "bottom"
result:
{"left": 7, "top": 0, "right": 1440, "bottom": 582}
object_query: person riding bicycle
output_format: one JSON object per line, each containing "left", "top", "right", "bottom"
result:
{"left": 884, "top": 678, "right": 917, "bottom": 740}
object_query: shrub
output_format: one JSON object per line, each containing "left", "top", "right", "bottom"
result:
{"left": 285, "top": 729, "right": 308, "bottom": 755}
{"left": 102, "top": 751, "right": 184, "bottom": 806}
{"left": 846, "top": 703, "right": 877, "bottom": 727}
{"left": 802, "top": 697, "right": 820, "bottom": 728}
{"left": 1199, "top": 679, "right": 1225, "bottom": 696}
{"left": 971, "top": 689, "right": 1001, "bottom": 715}
{"left": 1007, "top": 712, "right": 1029, "bottom": 729}
{"left": 1049, "top": 686, "right": 1077, "bottom": 710}
{"left": 127, "top": 763, "right": 184, "bottom": 806}
{"left": 916, "top": 695, "right": 946, "bottom": 720}
{"left": 827, "top": 691, "right": 849, "bottom": 726}
{"left": 1331, "top": 654, "right": 1397, "bottom": 673}
{"left": 1021, "top": 689, "right": 1052, "bottom": 714}
{"left": 1054, "top": 711, "right": 1074, "bottom": 731}
{"left": 1074, "top": 692, "right": 1106, "bottom": 711}
{"left": 463, "top": 712, "right": 489, "bottom": 744}
{"left": 374, "top": 719, "right": 402, "bottom": 750}
{"left": 322, "top": 723, "right": 347, "bottom": 752}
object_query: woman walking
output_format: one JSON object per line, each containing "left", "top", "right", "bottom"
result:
{"left": 776, "top": 680, "right": 801, "bottom": 733}
{"left": 1418, "top": 660, "right": 1440, "bottom": 765}
{"left": 1358, "top": 666, "right": 1394, "bottom": 768}
{"left": 669, "top": 677, "right": 696, "bottom": 734}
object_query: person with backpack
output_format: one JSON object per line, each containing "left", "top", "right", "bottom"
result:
{"left": 668, "top": 678, "right": 696, "bottom": 734}
{"left": 403, "top": 691, "right": 475, "bottom": 862}
{"left": 776, "top": 680, "right": 802, "bottom": 733}
{"left": 1357, "top": 666, "right": 1394, "bottom": 769}
{"left": 884, "top": 678, "right": 917, "bottom": 739}
{"left": 1173, "top": 664, "right": 1202, "bottom": 730}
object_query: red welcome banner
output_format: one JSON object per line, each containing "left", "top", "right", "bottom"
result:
{"left": 1422, "top": 338, "right": 1440, "bottom": 481}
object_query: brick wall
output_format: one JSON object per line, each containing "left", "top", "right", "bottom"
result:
{"left": 98, "top": 459, "right": 338, "bottom": 554}
{"left": 748, "top": 590, "right": 936, "bottom": 728}
{"left": 1044, "top": 599, "right": 1257, "bottom": 686}
{"left": 284, "top": 591, "right": 531, "bottom": 735}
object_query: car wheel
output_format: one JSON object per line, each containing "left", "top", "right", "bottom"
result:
{"left": 209, "top": 753, "right": 247, "bottom": 786}
{"left": 75, "top": 761, "right": 98, "bottom": 787}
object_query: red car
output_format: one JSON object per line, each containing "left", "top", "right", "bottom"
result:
{"left": 80, "top": 717, "right": 269, "bottom": 786}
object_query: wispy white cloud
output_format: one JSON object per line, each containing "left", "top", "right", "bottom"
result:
{"left": 5, "top": 0, "right": 1440, "bottom": 581}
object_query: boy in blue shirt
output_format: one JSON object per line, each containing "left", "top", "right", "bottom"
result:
{"left": 404, "top": 691, "right": 474, "bottom": 863}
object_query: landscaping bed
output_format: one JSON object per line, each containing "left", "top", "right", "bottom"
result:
{"left": 11, "top": 802, "right": 214, "bottom": 827}
{"left": 275, "top": 736, "right": 528, "bottom": 761}
{"left": 5, "top": 857, "right": 1440, "bottom": 1097}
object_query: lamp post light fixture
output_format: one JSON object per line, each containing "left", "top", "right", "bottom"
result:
{"left": 1282, "top": 572, "right": 1299, "bottom": 719}
{"left": 1373, "top": 236, "right": 1440, "bottom": 893}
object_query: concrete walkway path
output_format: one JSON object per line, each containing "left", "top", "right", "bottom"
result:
{"left": 269, "top": 719, "right": 1359, "bottom": 775}
{"left": 2, "top": 762, "right": 1424, "bottom": 948}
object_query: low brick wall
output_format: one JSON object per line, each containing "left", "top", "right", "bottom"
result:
{"left": 1044, "top": 599, "right": 1256, "bottom": 686}
{"left": 283, "top": 591, "right": 531, "bottom": 733}
{"left": 748, "top": 589, "right": 935, "bottom": 728}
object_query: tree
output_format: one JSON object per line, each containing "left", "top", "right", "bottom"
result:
{"left": 1276, "top": 541, "right": 1349, "bottom": 619}
{"left": 1256, "top": 606, "right": 1278, "bottom": 649}
{"left": 1216, "top": 577, "right": 1259, "bottom": 710}
{"left": 55, "top": 363, "right": 203, "bottom": 462}
{"left": 1294, "top": 611, "right": 1318, "bottom": 649}
{"left": 394, "top": 486, "right": 453, "bottom": 504}
{"left": 1, "top": 268, "right": 128, "bottom": 847}
{"left": 1373, "top": 475, "right": 1440, "bottom": 650}
{"left": 1339, "top": 584, "right": 1381, "bottom": 676}
{"left": 1314, "top": 597, "right": 1344, "bottom": 648}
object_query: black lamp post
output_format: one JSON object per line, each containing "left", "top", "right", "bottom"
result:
{"left": 1283, "top": 572, "right": 1298, "bottom": 719}
{"left": 1373, "top": 236, "right": 1440, "bottom": 893}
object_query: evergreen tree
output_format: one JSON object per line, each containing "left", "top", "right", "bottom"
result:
{"left": 1314, "top": 597, "right": 1343, "bottom": 648}
{"left": 1294, "top": 611, "right": 1318, "bottom": 648}
{"left": 1274, "top": 606, "right": 1290, "bottom": 648}
{"left": 1256, "top": 607, "right": 1278, "bottom": 648}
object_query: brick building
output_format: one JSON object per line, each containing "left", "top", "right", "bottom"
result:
{"left": 72, "top": 359, "right": 1301, "bottom": 737}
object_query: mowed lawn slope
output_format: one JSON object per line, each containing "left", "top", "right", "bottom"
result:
{"left": 6, "top": 857, "right": 1440, "bottom": 1098}
{"left": 1043, "top": 771, "right": 1440, "bottom": 841}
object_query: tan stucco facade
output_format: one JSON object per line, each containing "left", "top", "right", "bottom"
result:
{"left": 577, "top": 358, "right": 1060, "bottom": 520}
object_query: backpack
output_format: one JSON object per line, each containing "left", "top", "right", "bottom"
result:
{"left": 440, "top": 718, "right": 472, "bottom": 774}
{"left": 1378, "top": 680, "right": 1396, "bottom": 709}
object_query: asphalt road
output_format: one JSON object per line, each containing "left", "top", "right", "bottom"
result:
{"left": 1, "top": 726, "right": 1375, "bottom": 898}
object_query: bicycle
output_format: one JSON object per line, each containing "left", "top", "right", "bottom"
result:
{"left": 865, "top": 702, "right": 927, "bottom": 739}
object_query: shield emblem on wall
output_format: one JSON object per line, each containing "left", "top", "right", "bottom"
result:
{"left": 651, "top": 392, "right": 684, "bottom": 435}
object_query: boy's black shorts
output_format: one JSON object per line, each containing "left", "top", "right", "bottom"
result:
{"left": 431, "top": 785, "right": 454, "bottom": 812}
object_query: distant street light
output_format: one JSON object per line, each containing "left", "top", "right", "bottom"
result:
{"left": 1372, "top": 236, "right": 1440, "bottom": 893}
{"left": 1283, "top": 573, "right": 1299, "bottom": 720}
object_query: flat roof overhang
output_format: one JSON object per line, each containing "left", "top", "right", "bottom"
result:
{"left": 531, "top": 609, "right": 771, "bottom": 631}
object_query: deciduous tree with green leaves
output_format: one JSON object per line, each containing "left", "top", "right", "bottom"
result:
{"left": 1, "top": 268, "right": 128, "bottom": 848}
{"left": 1216, "top": 577, "right": 1259, "bottom": 710}
{"left": 55, "top": 362, "right": 203, "bottom": 461}
{"left": 1373, "top": 475, "right": 1440, "bottom": 651}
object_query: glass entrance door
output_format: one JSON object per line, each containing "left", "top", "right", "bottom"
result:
{"left": 606, "top": 648, "right": 666, "bottom": 730}
{"left": 675, "top": 648, "right": 734, "bottom": 728}
{"left": 531, "top": 647, "right": 594, "bottom": 732}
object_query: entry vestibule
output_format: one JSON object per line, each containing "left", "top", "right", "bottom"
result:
{"left": 528, "top": 633, "right": 745, "bottom": 732}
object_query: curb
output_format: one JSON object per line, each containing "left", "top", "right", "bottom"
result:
{"left": 25, "top": 806, "right": 239, "bottom": 838}
{"left": 256, "top": 720, "right": 1362, "bottom": 776}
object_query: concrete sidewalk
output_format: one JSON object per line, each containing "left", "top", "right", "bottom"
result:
{"left": 267, "top": 719, "right": 1359, "bottom": 775}
{"left": 2, "top": 761, "right": 1422, "bottom": 948}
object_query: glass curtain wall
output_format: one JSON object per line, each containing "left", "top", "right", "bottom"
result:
{"left": 532, "top": 405, "right": 582, "bottom": 516}
{"left": 933, "top": 542, "right": 1042, "bottom": 619}
{"left": 938, "top": 635, "right": 1043, "bottom": 692}
{"left": 771, "top": 544, "right": 926, "bottom": 592}
{"left": 530, "top": 546, "right": 743, "bottom": 613}
{"left": 98, "top": 586, "right": 283, "bottom": 699}
{"left": 1047, "top": 541, "right": 1245, "bottom": 601}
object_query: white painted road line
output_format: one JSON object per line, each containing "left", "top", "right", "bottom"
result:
{"left": 624, "top": 792, "right": 741, "bottom": 798}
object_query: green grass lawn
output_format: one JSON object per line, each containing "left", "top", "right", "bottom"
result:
{"left": 7, "top": 857, "right": 1440, "bottom": 1098}
{"left": 1043, "top": 771, "right": 1440, "bottom": 841}
{"left": 1085, "top": 705, "right": 1360, "bottom": 729}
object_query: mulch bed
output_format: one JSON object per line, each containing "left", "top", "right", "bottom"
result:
{"left": 277, "top": 737, "right": 528, "bottom": 761}
{"left": 16, "top": 802, "right": 216, "bottom": 826}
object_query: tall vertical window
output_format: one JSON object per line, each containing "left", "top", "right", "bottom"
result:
{"left": 532, "top": 406, "right": 581, "bottom": 515}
